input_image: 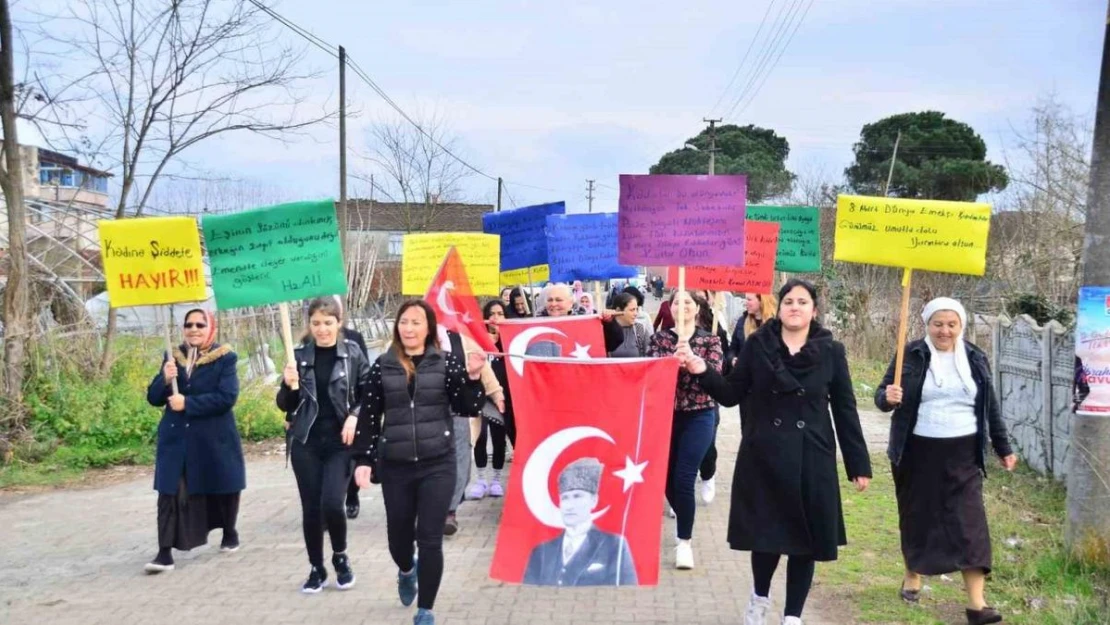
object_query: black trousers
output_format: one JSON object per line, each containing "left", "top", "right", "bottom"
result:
{"left": 699, "top": 408, "right": 720, "bottom": 480}
{"left": 752, "top": 551, "right": 816, "bottom": 618}
{"left": 379, "top": 453, "right": 457, "bottom": 611}
{"left": 474, "top": 419, "right": 511, "bottom": 470}
{"left": 291, "top": 424, "right": 350, "bottom": 568}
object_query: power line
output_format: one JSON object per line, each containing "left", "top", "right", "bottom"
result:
{"left": 723, "top": 0, "right": 810, "bottom": 121}
{"left": 731, "top": 0, "right": 817, "bottom": 120}
{"left": 709, "top": 0, "right": 778, "bottom": 118}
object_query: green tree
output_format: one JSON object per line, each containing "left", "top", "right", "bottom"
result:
{"left": 650, "top": 124, "right": 794, "bottom": 202}
{"left": 845, "top": 111, "right": 1008, "bottom": 201}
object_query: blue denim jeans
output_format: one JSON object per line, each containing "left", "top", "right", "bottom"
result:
{"left": 666, "top": 408, "right": 716, "bottom": 540}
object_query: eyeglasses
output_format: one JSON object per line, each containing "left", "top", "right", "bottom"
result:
{"left": 184, "top": 322, "right": 207, "bottom": 329}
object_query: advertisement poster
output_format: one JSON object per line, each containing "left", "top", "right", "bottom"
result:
{"left": 1075, "top": 286, "right": 1110, "bottom": 414}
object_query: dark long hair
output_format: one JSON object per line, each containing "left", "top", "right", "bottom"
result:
{"left": 391, "top": 299, "right": 439, "bottom": 380}
{"left": 668, "top": 289, "right": 711, "bottom": 330}
{"left": 506, "top": 287, "right": 530, "bottom": 318}
{"left": 777, "top": 279, "right": 819, "bottom": 310}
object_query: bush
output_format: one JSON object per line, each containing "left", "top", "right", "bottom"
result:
{"left": 1006, "top": 292, "right": 1075, "bottom": 326}
{"left": 12, "top": 335, "right": 285, "bottom": 472}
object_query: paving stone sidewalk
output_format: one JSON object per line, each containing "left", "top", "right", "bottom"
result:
{"left": 0, "top": 400, "right": 892, "bottom": 625}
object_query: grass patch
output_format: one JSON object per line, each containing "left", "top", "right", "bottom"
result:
{"left": 849, "top": 355, "right": 889, "bottom": 401}
{"left": 828, "top": 455, "right": 1110, "bottom": 624}
{"left": 0, "top": 336, "right": 286, "bottom": 490}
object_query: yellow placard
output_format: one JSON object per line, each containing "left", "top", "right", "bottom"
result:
{"left": 98, "top": 216, "right": 207, "bottom": 307}
{"left": 402, "top": 233, "right": 500, "bottom": 295}
{"left": 833, "top": 195, "right": 992, "bottom": 276}
{"left": 500, "top": 264, "right": 549, "bottom": 287}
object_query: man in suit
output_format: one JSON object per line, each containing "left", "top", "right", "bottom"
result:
{"left": 522, "top": 458, "right": 638, "bottom": 587}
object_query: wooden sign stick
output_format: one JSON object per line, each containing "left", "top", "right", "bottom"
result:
{"left": 893, "top": 268, "right": 914, "bottom": 387}
{"left": 518, "top": 283, "right": 531, "bottom": 315}
{"left": 594, "top": 280, "right": 603, "bottom": 313}
{"left": 710, "top": 291, "right": 722, "bottom": 335}
{"left": 526, "top": 267, "right": 536, "bottom": 316}
{"left": 278, "top": 302, "right": 299, "bottom": 390}
{"left": 677, "top": 266, "right": 689, "bottom": 340}
{"left": 161, "top": 306, "right": 180, "bottom": 395}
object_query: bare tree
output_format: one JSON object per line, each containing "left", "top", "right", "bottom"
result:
{"left": 356, "top": 110, "right": 476, "bottom": 231}
{"left": 35, "top": 0, "right": 334, "bottom": 372}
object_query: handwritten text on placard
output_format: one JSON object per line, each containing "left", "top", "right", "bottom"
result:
{"left": 546, "top": 213, "right": 638, "bottom": 282}
{"left": 666, "top": 221, "right": 780, "bottom": 294}
{"left": 402, "top": 233, "right": 500, "bottom": 295}
{"left": 98, "top": 216, "right": 207, "bottom": 307}
{"left": 834, "top": 195, "right": 991, "bottom": 276}
{"left": 202, "top": 200, "right": 347, "bottom": 310}
{"left": 747, "top": 205, "right": 820, "bottom": 273}
{"left": 617, "top": 174, "right": 747, "bottom": 266}
{"left": 483, "top": 202, "right": 565, "bottom": 271}
{"left": 501, "top": 264, "right": 550, "bottom": 287}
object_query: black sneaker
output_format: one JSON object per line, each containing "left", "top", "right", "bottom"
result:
{"left": 332, "top": 553, "right": 356, "bottom": 590}
{"left": 143, "top": 549, "right": 174, "bottom": 574}
{"left": 345, "top": 503, "right": 360, "bottom": 519}
{"left": 220, "top": 530, "right": 240, "bottom": 553}
{"left": 301, "top": 566, "right": 328, "bottom": 594}
{"left": 444, "top": 512, "right": 459, "bottom": 536}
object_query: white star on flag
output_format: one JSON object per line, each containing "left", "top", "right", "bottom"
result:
{"left": 612, "top": 456, "right": 648, "bottom": 493}
{"left": 570, "top": 343, "right": 592, "bottom": 359}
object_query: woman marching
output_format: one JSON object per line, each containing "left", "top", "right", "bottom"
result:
{"left": 678, "top": 279, "right": 871, "bottom": 625}
{"left": 646, "top": 290, "right": 723, "bottom": 570}
{"left": 277, "top": 297, "right": 372, "bottom": 593}
{"left": 729, "top": 293, "right": 778, "bottom": 369}
{"left": 876, "top": 297, "right": 1017, "bottom": 625}
{"left": 144, "top": 309, "right": 245, "bottom": 573}
{"left": 353, "top": 300, "right": 487, "bottom": 625}
{"left": 608, "top": 292, "right": 650, "bottom": 357}
{"left": 468, "top": 300, "right": 516, "bottom": 499}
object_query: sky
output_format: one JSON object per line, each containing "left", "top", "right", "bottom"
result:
{"left": 18, "top": 0, "right": 1106, "bottom": 215}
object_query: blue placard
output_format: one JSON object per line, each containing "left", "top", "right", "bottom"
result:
{"left": 546, "top": 213, "right": 638, "bottom": 282}
{"left": 482, "top": 202, "right": 566, "bottom": 271}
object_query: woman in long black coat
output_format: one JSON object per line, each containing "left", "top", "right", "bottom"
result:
{"left": 678, "top": 280, "right": 871, "bottom": 625}
{"left": 144, "top": 308, "right": 245, "bottom": 574}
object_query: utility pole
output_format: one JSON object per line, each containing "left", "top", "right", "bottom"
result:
{"left": 883, "top": 130, "right": 902, "bottom": 196}
{"left": 496, "top": 177, "right": 503, "bottom": 212}
{"left": 1067, "top": 1, "right": 1110, "bottom": 562}
{"left": 586, "top": 179, "right": 595, "bottom": 212}
{"left": 703, "top": 118, "right": 721, "bottom": 175}
{"left": 338, "top": 45, "right": 348, "bottom": 256}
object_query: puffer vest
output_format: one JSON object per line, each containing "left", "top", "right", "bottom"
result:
{"left": 378, "top": 346, "right": 454, "bottom": 463}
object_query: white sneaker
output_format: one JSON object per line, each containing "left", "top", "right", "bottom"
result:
{"left": 783, "top": 617, "right": 803, "bottom": 625}
{"left": 675, "top": 540, "right": 694, "bottom": 570}
{"left": 701, "top": 476, "right": 716, "bottom": 504}
{"left": 743, "top": 591, "right": 772, "bottom": 625}
{"left": 667, "top": 505, "right": 676, "bottom": 518}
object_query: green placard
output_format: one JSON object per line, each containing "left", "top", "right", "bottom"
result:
{"left": 747, "top": 205, "right": 821, "bottom": 273}
{"left": 202, "top": 199, "right": 347, "bottom": 309}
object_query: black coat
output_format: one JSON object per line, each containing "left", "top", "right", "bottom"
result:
{"left": 698, "top": 321, "right": 872, "bottom": 561}
{"left": 147, "top": 344, "right": 245, "bottom": 496}
{"left": 874, "top": 340, "right": 1013, "bottom": 472}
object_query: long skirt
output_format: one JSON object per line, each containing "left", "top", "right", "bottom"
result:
{"left": 892, "top": 434, "right": 992, "bottom": 575}
{"left": 157, "top": 476, "right": 241, "bottom": 551}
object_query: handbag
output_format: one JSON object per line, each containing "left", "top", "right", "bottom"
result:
{"left": 481, "top": 398, "right": 505, "bottom": 426}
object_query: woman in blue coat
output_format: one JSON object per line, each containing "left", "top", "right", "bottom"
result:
{"left": 144, "top": 308, "right": 245, "bottom": 574}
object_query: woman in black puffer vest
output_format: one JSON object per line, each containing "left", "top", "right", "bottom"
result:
{"left": 353, "top": 300, "right": 486, "bottom": 625}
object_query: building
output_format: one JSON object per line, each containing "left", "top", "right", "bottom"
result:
{"left": 340, "top": 198, "right": 494, "bottom": 295}
{"left": 26, "top": 146, "right": 112, "bottom": 209}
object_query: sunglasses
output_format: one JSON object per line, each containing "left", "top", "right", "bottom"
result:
{"left": 184, "top": 322, "right": 207, "bottom": 329}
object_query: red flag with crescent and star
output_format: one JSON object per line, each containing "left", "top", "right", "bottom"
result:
{"left": 424, "top": 246, "right": 497, "bottom": 353}
{"left": 495, "top": 315, "right": 607, "bottom": 383}
{"left": 489, "top": 356, "right": 679, "bottom": 586}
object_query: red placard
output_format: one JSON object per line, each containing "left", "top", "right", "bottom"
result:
{"left": 666, "top": 220, "right": 780, "bottom": 294}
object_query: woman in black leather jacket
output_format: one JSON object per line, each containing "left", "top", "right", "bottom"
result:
{"left": 276, "top": 297, "right": 371, "bottom": 594}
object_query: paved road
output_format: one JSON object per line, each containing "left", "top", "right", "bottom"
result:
{"left": 0, "top": 403, "right": 892, "bottom": 625}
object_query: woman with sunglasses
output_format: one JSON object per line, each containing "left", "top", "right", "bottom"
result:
{"left": 144, "top": 309, "right": 245, "bottom": 574}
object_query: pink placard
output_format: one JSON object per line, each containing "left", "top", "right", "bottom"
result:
{"left": 617, "top": 174, "right": 747, "bottom": 267}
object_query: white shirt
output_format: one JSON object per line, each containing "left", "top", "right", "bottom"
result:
{"left": 561, "top": 522, "right": 592, "bottom": 565}
{"left": 913, "top": 351, "right": 978, "bottom": 438}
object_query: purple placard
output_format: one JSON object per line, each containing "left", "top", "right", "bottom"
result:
{"left": 617, "top": 174, "right": 747, "bottom": 267}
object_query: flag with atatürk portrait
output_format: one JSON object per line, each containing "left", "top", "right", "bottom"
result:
{"left": 489, "top": 355, "right": 678, "bottom": 586}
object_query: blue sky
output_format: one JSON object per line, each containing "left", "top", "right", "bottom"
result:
{"left": 21, "top": 0, "right": 1106, "bottom": 214}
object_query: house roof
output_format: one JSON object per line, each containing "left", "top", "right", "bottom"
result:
{"left": 342, "top": 199, "right": 494, "bottom": 232}
{"left": 36, "top": 147, "right": 114, "bottom": 178}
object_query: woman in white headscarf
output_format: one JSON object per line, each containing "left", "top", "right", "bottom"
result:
{"left": 875, "top": 298, "right": 1018, "bottom": 625}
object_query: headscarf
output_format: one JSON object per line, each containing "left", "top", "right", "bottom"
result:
{"left": 578, "top": 293, "right": 595, "bottom": 315}
{"left": 182, "top": 308, "right": 218, "bottom": 376}
{"left": 921, "top": 297, "right": 975, "bottom": 393}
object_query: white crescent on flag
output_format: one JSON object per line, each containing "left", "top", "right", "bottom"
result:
{"left": 522, "top": 426, "right": 613, "bottom": 529}
{"left": 507, "top": 326, "right": 566, "bottom": 376}
{"left": 435, "top": 280, "right": 458, "bottom": 317}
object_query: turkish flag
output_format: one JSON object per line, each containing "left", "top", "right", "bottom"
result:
{"left": 496, "top": 315, "right": 607, "bottom": 381}
{"left": 424, "top": 247, "right": 497, "bottom": 353}
{"left": 489, "top": 357, "right": 679, "bottom": 586}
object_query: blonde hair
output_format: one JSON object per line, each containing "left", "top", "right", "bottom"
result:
{"left": 744, "top": 293, "right": 779, "bottom": 338}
